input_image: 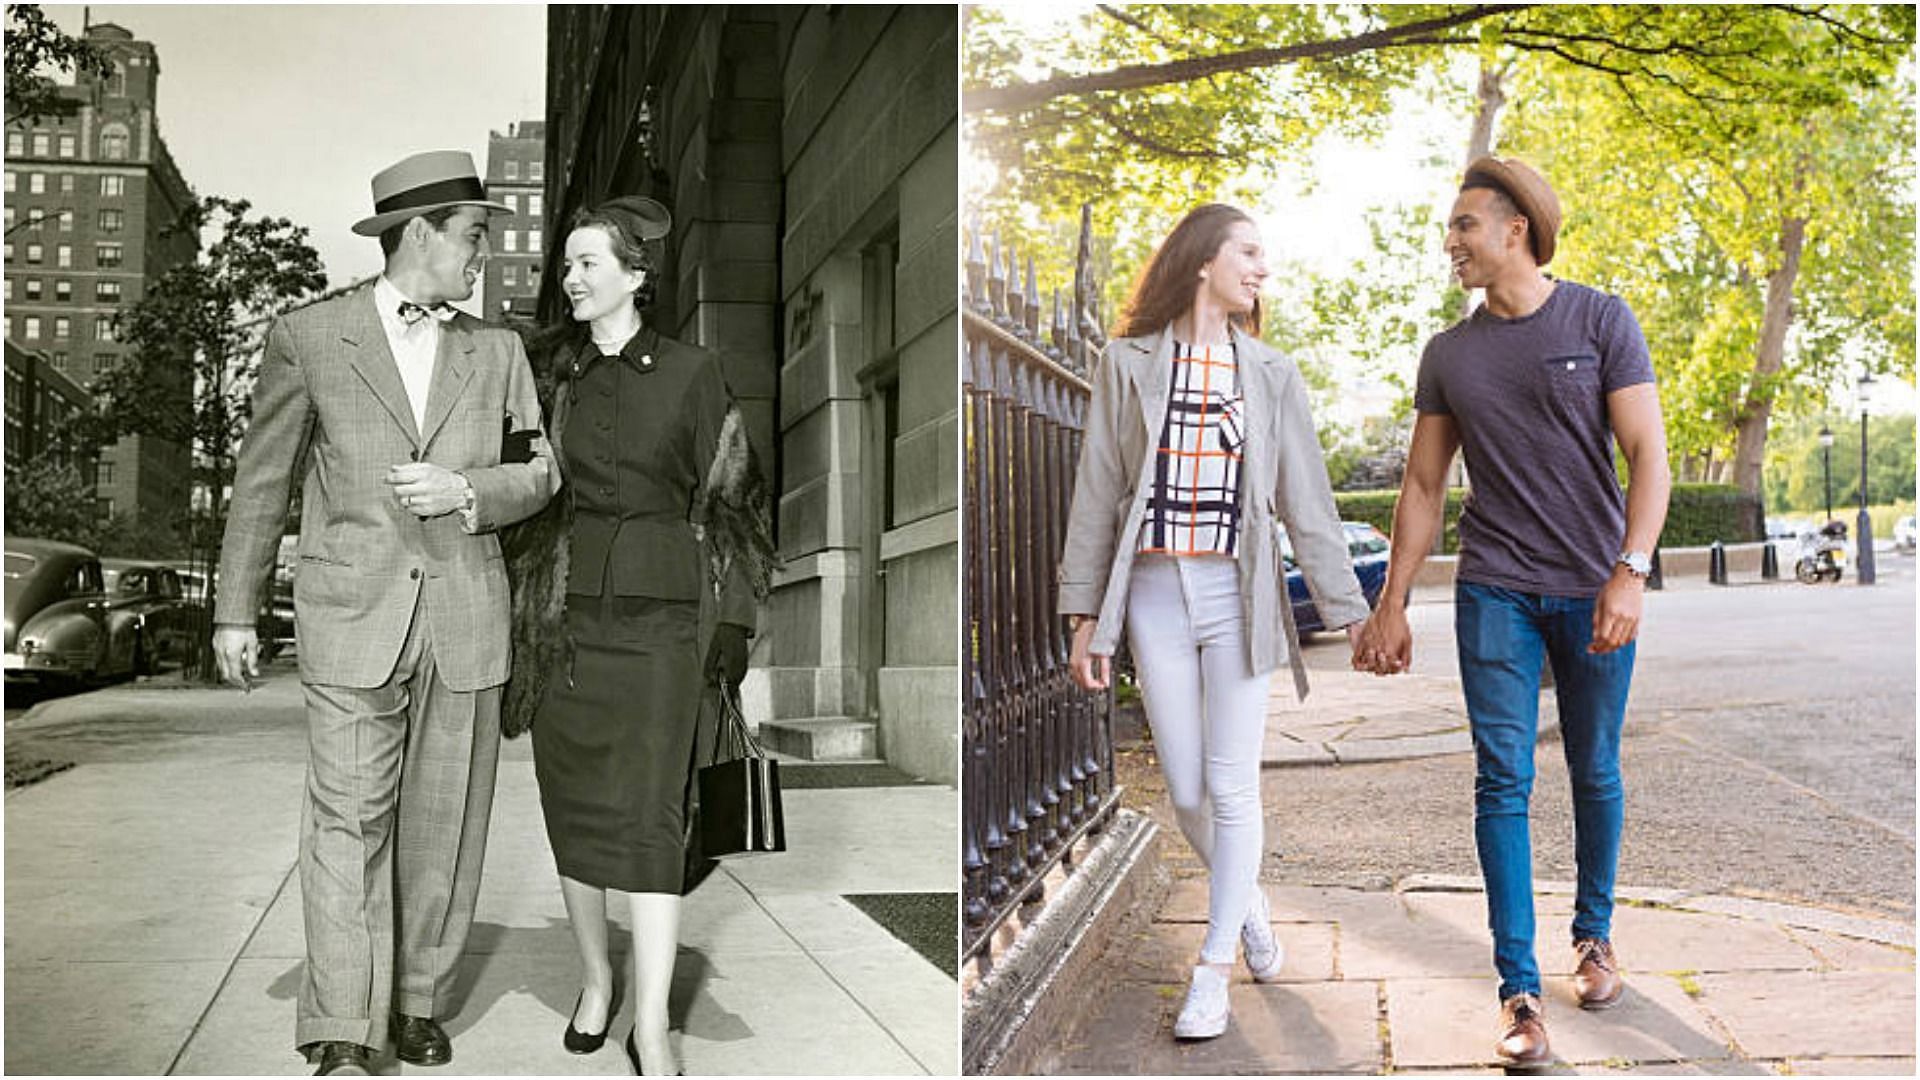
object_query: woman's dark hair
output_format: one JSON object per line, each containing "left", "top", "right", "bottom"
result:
{"left": 568, "top": 198, "right": 661, "bottom": 312}
{"left": 1114, "top": 204, "right": 1261, "bottom": 339}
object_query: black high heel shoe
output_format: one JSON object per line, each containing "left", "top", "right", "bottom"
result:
{"left": 623, "top": 1030, "right": 683, "bottom": 1075}
{"left": 562, "top": 983, "right": 620, "bottom": 1054}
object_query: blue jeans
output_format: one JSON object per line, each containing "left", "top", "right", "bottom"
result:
{"left": 1455, "top": 582, "right": 1636, "bottom": 1002}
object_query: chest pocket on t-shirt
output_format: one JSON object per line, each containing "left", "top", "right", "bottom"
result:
{"left": 1543, "top": 353, "right": 1601, "bottom": 414}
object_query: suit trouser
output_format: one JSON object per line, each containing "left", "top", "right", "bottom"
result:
{"left": 294, "top": 595, "right": 501, "bottom": 1053}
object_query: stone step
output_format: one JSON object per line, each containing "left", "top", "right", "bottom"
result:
{"left": 757, "top": 715, "right": 878, "bottom": 762}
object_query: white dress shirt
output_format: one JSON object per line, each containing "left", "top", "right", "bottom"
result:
{"left": 372, "top": 276, "right": 445, "bottom": 433}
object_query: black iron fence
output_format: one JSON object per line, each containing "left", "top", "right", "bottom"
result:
{"left": 962, "top": 208, "right": 1122, "bottom": 971}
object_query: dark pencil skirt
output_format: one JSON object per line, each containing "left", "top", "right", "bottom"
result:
{"left": 532, "top": 590, "right": 703, "bottom": 894}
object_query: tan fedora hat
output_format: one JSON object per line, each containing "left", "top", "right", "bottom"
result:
{"left": 351, "top": 150, "right": 511, "bottom": 237}
{"left": 1463, "top": 155, "right": 1562, "bottom": 266}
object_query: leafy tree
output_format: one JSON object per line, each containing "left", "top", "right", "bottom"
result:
{"left": 76, "top": 196, "right": 327, "bottom": 678}
{"left": 1764, "top": 411, "right": 1917, "bottom": 515}
{"left": 4, "top": 3, "right": 111, "bottom": 126}
{"left": 3, "top": 456, "right": 105, "bottom": 546}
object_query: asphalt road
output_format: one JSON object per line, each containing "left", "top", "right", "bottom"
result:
{"left": 1126, "top": 555, "right": 1918, "bottom": 921}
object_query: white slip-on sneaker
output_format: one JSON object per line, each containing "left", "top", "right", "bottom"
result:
{"left": 1242, "top": 889, "right": 1285, "bottom": 982}
{"left": 1172, "top": 963, "right": 1231, "bottom": 1040}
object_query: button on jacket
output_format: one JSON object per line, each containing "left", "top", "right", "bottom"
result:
{"left": 1057, "top": 322, "right": 1370, "bottom": 683}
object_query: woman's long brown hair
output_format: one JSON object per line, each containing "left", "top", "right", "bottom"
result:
{"left": 1114, "top": 204, "right": 1261, "bottom": 339}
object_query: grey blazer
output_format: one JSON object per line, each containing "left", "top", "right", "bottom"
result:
{"left": 217, "top": 290, "right": 557, "bottom": 691}
{"left": 1057, "top": 322, "right": 1369, "bottom": 687}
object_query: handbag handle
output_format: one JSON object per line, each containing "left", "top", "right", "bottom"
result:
{"left": 711, "top": 681, "right": 764, "bottom": 764}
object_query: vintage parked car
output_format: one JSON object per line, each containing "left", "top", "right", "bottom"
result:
{"left": 4, "top": 537, "right": 173, "bottom": 683}
{"left": 165, "top": 559, "right": 297, "bottom": 662}
{"left": 101, "top": 559, "right": 202, "bottom": 667}
{"left": 1895, "top": 515, "right": 1916, "bottom": 555}
{"left": 1277, "top": 521, "right": 1392, "bottom": 635}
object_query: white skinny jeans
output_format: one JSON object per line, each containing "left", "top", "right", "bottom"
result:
{"left": 1124, "top": 554, "right": 1274, "bottom": 964}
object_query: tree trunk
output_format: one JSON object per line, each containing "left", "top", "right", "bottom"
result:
{"left": 1730, "top": 212, "right": 1807, "bottom": 499}
{"left": 1465, "top": 60, "right": 1507, "bottom": 166}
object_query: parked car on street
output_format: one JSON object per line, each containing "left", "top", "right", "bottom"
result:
{"left": 4, "top": 537, "right": 162, "bottom": 683}
{"left": 101, "top": 559, "right": 202, "bottom": 668}
{"left": 1895, "top": 515, "right": 1916, "bottom": 555}
{"left": 1277, "top": 521, "right": 1392, "bottom": 635}
{"left": 165, "top": 558, "right": 297, "bottom": 662}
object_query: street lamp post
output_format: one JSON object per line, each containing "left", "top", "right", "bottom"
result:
{"left": 1855, "top": 374, "right": 1876, "bottom": 585}
{"left": 1818, "top": 424, "right": 1834, "bottom": 523}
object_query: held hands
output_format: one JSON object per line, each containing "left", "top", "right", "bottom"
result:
{"left": 1351, "top": 604, "right": 1413, "bottom": 676}
{"left": 386, "top": 462, "right": 471, "bottom": 518}
{"left": 1068, "top": 619, "right": 1110, "bottom": 691}
{"left": 212, "top": 624, "right": 260, "bottom": 690}
{"left": 1589, "top": 568, "right": 1645, "bottom": 654}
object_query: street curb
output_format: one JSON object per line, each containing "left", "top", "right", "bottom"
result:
{"left": 1397, "top": 873, "right": 1915, "bottom": 948}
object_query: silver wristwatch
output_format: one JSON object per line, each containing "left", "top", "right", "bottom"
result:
{"left": 1617, "top": 550, "right": 1652, "bottom": 578}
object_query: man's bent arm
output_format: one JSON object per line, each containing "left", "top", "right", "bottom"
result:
{"left": 1379, "top": 412, "right": 1461, "bottom": 613}
{"left": 1609, "top": 383, "right": 1670, "bottom": 558}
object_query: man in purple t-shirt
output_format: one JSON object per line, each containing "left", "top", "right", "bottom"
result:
{"left": 1354, "top": 157, "right": 1671, "bottom": 1065}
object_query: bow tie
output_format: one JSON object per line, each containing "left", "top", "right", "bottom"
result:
{"left": 396, "top": 300, "right": 454, "bottom": 326}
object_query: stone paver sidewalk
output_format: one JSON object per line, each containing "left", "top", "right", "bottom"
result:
{"left": 1043, "top": 873, "right": 1915, "bottom": 1075}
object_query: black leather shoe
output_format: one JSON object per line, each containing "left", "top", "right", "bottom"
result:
{"left": 310, "top": 1041, "right": 372, "bottom": 1076}
{"left": 564, "top": 983, "right": 620, "bottom": 1054}
{"left": 392, "top": 1013, "right": 451, "bottom": 1067}
{"left": 624, "top": 1030, "right": 683, "bottom": 1076}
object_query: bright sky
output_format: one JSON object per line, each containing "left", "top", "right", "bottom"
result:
{"left": 42, "top": 4, "right": 546, "bottom": 299}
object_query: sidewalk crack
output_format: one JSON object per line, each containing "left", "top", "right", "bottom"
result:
{"left": 163, "top": 859, "right": 298, "bottom": 1075}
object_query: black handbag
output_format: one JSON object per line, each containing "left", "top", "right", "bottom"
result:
{"left": 695, "top": 681, "right": 786, "bottom": 859}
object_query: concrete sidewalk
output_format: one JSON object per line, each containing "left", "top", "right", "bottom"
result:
{"left": 3, "top": 673, "right": 958, "bottom": 1075}
{"left": 1045, "top": 874, "right": 1916, "bottom": 1075}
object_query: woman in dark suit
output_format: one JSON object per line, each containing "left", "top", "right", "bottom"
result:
{"left": 503, "top": 196, "right": 771, "bottom": 1076}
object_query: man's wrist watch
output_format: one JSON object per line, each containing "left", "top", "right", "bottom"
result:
{"left": 1617, "top": 550, "right": 1652, "bottom": 579}
{"left": 459, "top": 478, "right": 476, "bottom": 514}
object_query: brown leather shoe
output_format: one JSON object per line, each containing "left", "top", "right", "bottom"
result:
{"left": 1496, "top": 993, "right": 1551, "bottom": 1065}
{"left": 1573, "top": 937, "right": 1625, "bottom": 1009}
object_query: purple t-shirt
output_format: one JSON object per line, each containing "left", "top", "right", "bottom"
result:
{"left": 1414, "top": 280, "right": 1655, "bottom": 596}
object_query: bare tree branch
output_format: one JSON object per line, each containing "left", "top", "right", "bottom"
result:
{"left": 964, "top": 5, "right": 1532, "bottom": 113}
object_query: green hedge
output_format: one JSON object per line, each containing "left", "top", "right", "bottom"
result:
{"left": 1332, "top": 483, "right": 1760, "bottom": 553}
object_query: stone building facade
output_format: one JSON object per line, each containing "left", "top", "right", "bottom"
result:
{"left": 542, "top": 6, "right": 957, "bottom": 781}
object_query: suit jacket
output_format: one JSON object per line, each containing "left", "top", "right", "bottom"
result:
{"left": 216, "top": 289, "right": 557, "bottom": 691}
{"left": 1057, "top": 322, "right": 1369, "bottom": 684}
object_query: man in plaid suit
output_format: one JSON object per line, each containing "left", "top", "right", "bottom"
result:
{"left": 214, "top": 151, "right": 556, "bottom": 1076}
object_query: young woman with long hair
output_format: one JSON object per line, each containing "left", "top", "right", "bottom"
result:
{"left": 1057, "top": 204, "right": 1370, "bottom": 1041}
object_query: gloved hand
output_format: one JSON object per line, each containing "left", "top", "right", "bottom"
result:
{"left": 706, "top": 623, "right": 750, "bottom": 689}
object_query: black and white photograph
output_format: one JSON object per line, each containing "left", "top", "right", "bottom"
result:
{"left": 4, "top": 6, "right": 958, "bottom": 1075}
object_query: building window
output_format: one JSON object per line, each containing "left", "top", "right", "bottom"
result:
{"left": 3, "top": 172, "right": 14, "bottom": 193}
{"left": 26, "top": 242, "right": 43, "bottom": 264}
{"left": 101, "top": 175, "right": 125, "bottom": 197}
{"left": 98, "top": 209, "right": 124, "bottom": 233}
{"left": 25, "top": 279, "right": 42, "bottom": 300}
{"left": 59, "top": 172, "right": 73, "bottom": 193}
{"left": 104, "top": 63, "right": 125, "bottom": 97}
{"left": 95, "top": 243, "right": 121, "bottom": 268}
{"left": 55, "top": 280, "right": 71, "bottom": 301}
{"left": 2, "top": 279, "right": 9, "bottom": 301}
{"left": 96, "top": 280, "right": 121, "bottom": 302}
{"left": 502, "top": 231, "right": 517, "bottom": 253}
{"left": 24, "top": 316, "right": 41, "bottom": 340}
{"left": 53, "top": 316, "right": 69, "bottom": 340}
{"left": 529, "top": 265, "right": 541, "bottom": 285}
{"left": 529, "top": 193, "right": 543, "bottom": 218}
{"left": 28, "top": 172, "right": 45, "bottom": 194}
{"left": 56, "top": 244, "right": 71, "bottom": 268}
{"left": 100, "top": 124, "right": 130, "bottom": 161}
{"left": 3, "top": 242, "right": 12, "bottom": 262}
{"left": 31, "top": 132, "right": 50, "bottom": 156}
{"left": 528, "top": 231, "right": 542, "bottom": 255}
{"left": 57, "top": 209, "right": 72, "bottom": 231}
{"left": 96, "top": 460, "right": 116, "bottom": 486}
{"left": 5, "top": 132, "right": 21, "bottom": 155}
{"left": 57, "top": 133, "right": 76, "bottom": 158}
{"left": 529, "top": 159, "right": 543, "bottom": 181}
{"left": 94, "top": 316, "right": 116, "bottom": 342}
{"left": 502, "top": 265, "right": 517, "bottom": 286}
{"left": 2, "top": 206, "right": 11, "bottom": 228}
{"left": 504, "top": 159, "right": 519, "bottom": 181}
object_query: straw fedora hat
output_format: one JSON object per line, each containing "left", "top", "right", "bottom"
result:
{"left": 1463, "top": 156, "right": 1562, "bottom": 266}
{"left": 351, "top": 150, "right": 511, "bottom": 237}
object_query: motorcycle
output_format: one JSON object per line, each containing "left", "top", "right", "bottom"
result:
{"left": 1794, "top": 520, "right": 1849, "bottom": 584}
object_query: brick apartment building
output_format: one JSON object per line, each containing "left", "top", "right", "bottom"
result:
{"left": 483, "top": 120, "right": 546, "bottom": 320}
{"left": 3, "top": 21, "right": 196, "bottom": 531}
